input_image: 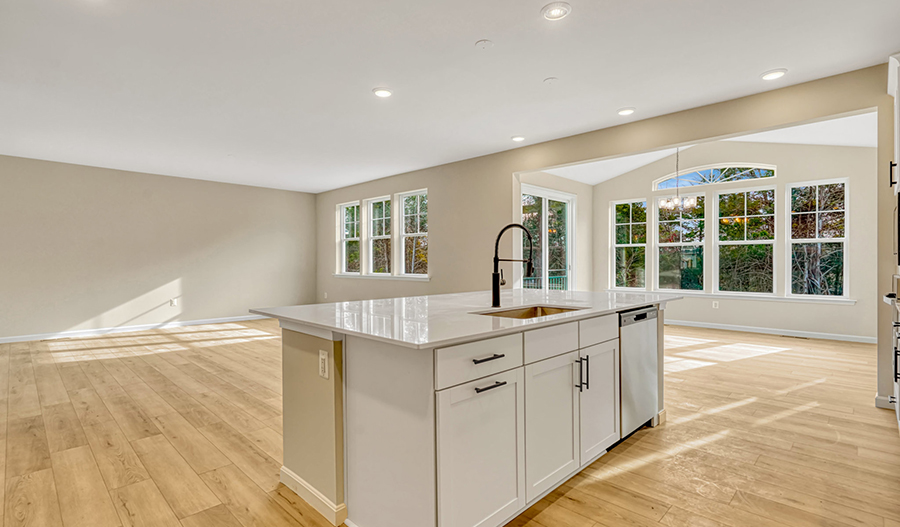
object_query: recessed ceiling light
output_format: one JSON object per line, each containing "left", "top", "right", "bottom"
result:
{"left": 372, "top": 87, "right": 392, "bottom": 98}
{"left": 511, "top": 136, "right": 526, "bottom": 142}
{"left": 475, "top": 39, "right": 494, "bottom": 50}
{"left": 761, "top": 69, "right": 787, "bottom": 81}
{"left": 617, "top": 107, "right": 636, "bottom": 116}
{"left": 541, "top": 2, "right": 571, "bottom": 20}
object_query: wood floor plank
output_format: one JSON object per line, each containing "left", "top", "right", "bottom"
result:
{"left": 6, "top": 416, "right": 51, "bottom": 478}
{"left": 32, "top": 363, "right": 69, "bottom": 408}
{"left": 245, "top": 426, "right": 284, "bottom": 464}
{"left": 42, "top": 402, "right": 87, "bottom": 453}
{"left": 68, "top": 388, "right": 114, "bottom": 426}
{"left": 101, "top": 394, "right": 159, "bottom": 441}
{"left": 120, "top": 382, "right": 176, "bottom": 418}
{"left": 152, "top": 412, "right": 230, "bottom": 474}
{"left": 110, "top": 480, "right": 181, "bottom": 527}
{"left": 131, "top": 434, "right": 220, "bottom": 518}
{"left": 199, "top": 465, "right": 300, "bottom": 527}
{"left": 198, "top": 421, "right": 282, "bottom": 492}
{"left": 193, "top": 391, "right": 267, "bottom": 434}
{"left": 50, "top": 445, "right": 121, "bottom": 527}
{"left": 179, "top": 504, "right": 243, "bottom": 527}
{"left": 5, "top": 468, "right": 63, "bottom": 527}
{"left": 81, "top": 418, "right": 150, "bottom": 490}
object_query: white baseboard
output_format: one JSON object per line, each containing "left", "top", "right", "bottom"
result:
{"left": 0, "top": 314, "right": 268, "bottom": 344}
{"left": 875, "top": 394, "right": 897, "bottom": 410}
{"left": 280, "top": 466, "right": 347, "bottom": 526}
{"left": 344, "top": 520, "right": 361, "bottom": 527}
{"left": 665, "top": 319, "right": 876, "bottom": 344}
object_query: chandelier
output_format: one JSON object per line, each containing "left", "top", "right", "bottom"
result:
{"left": 658, "top": 147, "right": 698, "bottom": 211}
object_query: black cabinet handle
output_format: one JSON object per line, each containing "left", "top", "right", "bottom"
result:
{"left": 584, "top": 354, "right": 590, "bottom": 390}
{"left": 894, "top": 347, "right": 899, "bottom": 383}
{"left": 475, "top": 381, "right": 507, "bottom": 394}
{"left": 473, "top": 353, "right": 505, "bottom": 365}
{"left": 575, "top": 358, "right": 584, "bottom": 392}
{"left": 891, "top": 161, "right": 897, "bottom": 187}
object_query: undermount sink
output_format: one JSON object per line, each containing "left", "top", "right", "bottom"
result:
{"left": 476, "top": 305, "right": 584, "bottom": 319}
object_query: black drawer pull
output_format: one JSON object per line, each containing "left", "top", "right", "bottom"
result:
{"left": 475, "top": 381, "right": 507, "bottom": 394}
{"left": 473, "top": 353, "right": 505, "bottom": 365}
{"left": 890, "top": 161, "right": 897, "bottom": 187}
{"left": 584, "top": 354, "right": 590, "bottom": 390}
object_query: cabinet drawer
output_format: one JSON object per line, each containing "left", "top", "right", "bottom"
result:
{"left": 579, "top": 314, "right": 618, "bottom": 348}
{"left": 524, "top": 322, "right": 578, "bottom": 364}
{"left": 435, "top": 334, "right": 523, "bottom": 390}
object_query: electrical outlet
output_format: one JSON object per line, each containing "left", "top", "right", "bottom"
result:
{"left": 712, "top": 301, "right": 719, "bottom": 309}
{"left": 170, "top": 298, "right": 178, "bottom": 307}
{"left": 324, "top": 292, "right": 328, "bottom": 299}
{"left": 319, "top": 350, "right": 329, "bottom": 379}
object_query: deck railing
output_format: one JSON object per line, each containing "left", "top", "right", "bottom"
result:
{"left": 523, "top": 274, "right": 568, "bottom": 291}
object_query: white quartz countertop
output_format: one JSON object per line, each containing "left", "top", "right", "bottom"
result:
{"left": 251, "top": 290, "right": 682, "bottom": 350}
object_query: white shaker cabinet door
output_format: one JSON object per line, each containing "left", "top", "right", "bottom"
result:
{"left": 524, "top": 351, "right": 580, "bottom": 502}
{"left": 437, "top": 368, "right": 526, "bottom": 527}
{"left": 579, "top": 340, "right": 620, "bottom": 465}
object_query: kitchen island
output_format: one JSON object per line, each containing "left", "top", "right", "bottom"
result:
{"left": 251, "top": 289, "right": 681, "bottom": 527}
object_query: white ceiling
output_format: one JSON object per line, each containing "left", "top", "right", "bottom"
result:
{"left": 542, "top": 113, "right": 877, "bottom": 185}
{"left": 724, "top": 112, "right": 878, "bottom": 147}
{"left": 543, "top": 147, "right": 687, "bottom": 186}
{"left": 2, "top": 1, "right": 899, "bottom": 193}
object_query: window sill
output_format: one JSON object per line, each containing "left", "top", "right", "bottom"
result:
{"left": 333, "top": 273, "right": 431, "bottom": 282}
{"left": 608, "top": 288, "right": 857, "bottom": 305}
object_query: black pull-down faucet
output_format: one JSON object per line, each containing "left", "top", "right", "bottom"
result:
{"left": 493, "top": 223, "right": 536, "bottom": 308}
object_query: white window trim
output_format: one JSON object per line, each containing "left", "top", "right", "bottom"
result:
{"left": 610, "top": 198, "right": 648, "bottom": 291}
{"left": 653, "top": 192, "right": 706, "bottom": 293}
{"left": 366, "top": 196, "right": 392, "bottom": 275}
{"left": 336, "top": 201, "right": 361, "bottom": 275}
{"left": 712, "top": 185, "right": 778, "bottom": 296}
{"left": 518, "top": 184, "right": 577, "bottom": 292}
{"left": 398, "top": 189, "right": 429, "bottom": 277}
{"left": 652, "top": 163, "right": 777, "bottom": 192}
{"left": 784, "top": 177, "right": 850, "bottom": 300}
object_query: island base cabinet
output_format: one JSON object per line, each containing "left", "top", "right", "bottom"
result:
{"left": 436, "top": 369, "right": 526, "bottom": 527}
{"left": 580, "top": 341, "right": 620, "bottom": 463}
{"left": 524, "top": 351, "right": 580, "bottom": 502}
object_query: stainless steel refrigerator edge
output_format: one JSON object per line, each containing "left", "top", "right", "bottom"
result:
{"left": 619, "top": 307, "right": 660, "bottom": 438}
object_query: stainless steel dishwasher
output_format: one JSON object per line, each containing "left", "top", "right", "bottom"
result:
{"left": 619, "top": 306, "right": 659, "bottom": 438}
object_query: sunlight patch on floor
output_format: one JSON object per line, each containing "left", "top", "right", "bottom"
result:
{"left": 752, "top": 401, "right": 820, "bottom": 426}
{"left": 674, "top": 342, "right": 788, "bottom": 362}
{"left": 588, "top": 431, "right": 730, "bottom": 482}
{"left": 664, "top": 357, "right": 716, "bottom": 373}
{"left": 665, "top": 335, "right": 717, "bottom": 349}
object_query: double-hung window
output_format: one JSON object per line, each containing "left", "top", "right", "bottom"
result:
{"left": 657, "top": 195, "right": 705, "bottom": 290}
{"left": 716, "top": 189, "right": 775, "bottom": 294}
{"left": 401, "top": 191, "right": 428, "bottom": 275}
{"left": 340, "top": 203, "right": 361, "bottom": 273}
{"left": 788, "top": 181, "right": 847, "bottom": 296}
{"left": 369, "top": 198, "right": 392, "bottom": 274}
{"left": 613, "top": 200, "right": 647, "bottom": 288}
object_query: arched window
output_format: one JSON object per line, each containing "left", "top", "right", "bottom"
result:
{"left": 653, "top": 164, "right": 775, "bottom": 191}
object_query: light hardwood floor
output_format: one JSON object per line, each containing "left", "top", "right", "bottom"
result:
{"left": 2, "top": 319, "right": 898, "bottom": 527}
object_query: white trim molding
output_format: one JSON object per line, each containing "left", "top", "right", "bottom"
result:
{"left": 0, "top": 314, "right": 268, "bottom": 344}
{"left": 280, "top": 466, "right": 348, "bottom": 526}
{"left": 666, "top": 319, "right": 875, "bottom": 344}
{"left": 875, "top": 394, "right": 896, "bottom": 410}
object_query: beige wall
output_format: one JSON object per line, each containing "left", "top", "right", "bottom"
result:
{"left": 314, "top": 64, "right": 893, "bottom": 402}
{"left": 0, "top": 155, "right": 317, "bottom": 339}
{"left": 592, "top": 140, "right": 878, "bottom": 339}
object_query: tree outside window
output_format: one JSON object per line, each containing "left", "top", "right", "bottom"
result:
{"left": 790, "top": 182, "right": 846, "bottom": 296}
{"left": 613, "top": 201, "right": 646, "bottom": 288}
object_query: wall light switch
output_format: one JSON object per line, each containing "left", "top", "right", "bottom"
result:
{"left": 712, "top": 301, "right": 719, "bottom": 309}
{"left": 324, "top": 292, "right": 328, "bottom": 299}
{"left": 319, "top": 350, "right": 329, "bottom": 379}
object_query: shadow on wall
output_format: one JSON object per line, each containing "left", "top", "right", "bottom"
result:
{"left": 64, "top": 278, "right": 183, "bottom": 333}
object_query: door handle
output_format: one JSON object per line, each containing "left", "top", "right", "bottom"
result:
{"left": 475, "top": 381, "right": 507, "bottom": 394}
{"left": 473, "top": 353, "right": 505, "bottom": 365}
{"left": 575, "top": 358, "right": 584, "bottom": 392}
{"left": 584, "top": 354, "right": 590, "bottom": 390}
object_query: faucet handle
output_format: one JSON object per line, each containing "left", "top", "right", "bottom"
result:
{"left": 500, "top": 269, "right": 506, "bottom": 286}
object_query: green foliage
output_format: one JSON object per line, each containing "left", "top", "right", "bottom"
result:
{"left": 616, "top": 247, "right": 645, "bottom": 288}
{"left": 658, "top": 247, "right": 703, "bottom": 290}
{"left": 719, "top": 244, "right": 773, "bottom": 293}
{"left": 792, "top": 243, "right": 843, "bottom": 295}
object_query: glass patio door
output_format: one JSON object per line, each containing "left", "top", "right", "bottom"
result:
{"left": 521, "top": 186, "right": 573, "bottom": 291}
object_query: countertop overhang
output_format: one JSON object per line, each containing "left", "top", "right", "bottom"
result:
{"left": 252, "top": 290, "right": 681, "bottom": 350}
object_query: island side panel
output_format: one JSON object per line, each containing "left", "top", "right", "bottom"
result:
{"left": 281, "top": 329, "right": 347, "bottom": 524}
{"left": 345, "top": 335, "right": 437, "bottom": 527}
{"left": 656, "top": 306, "right": 666, "bottom": 424}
